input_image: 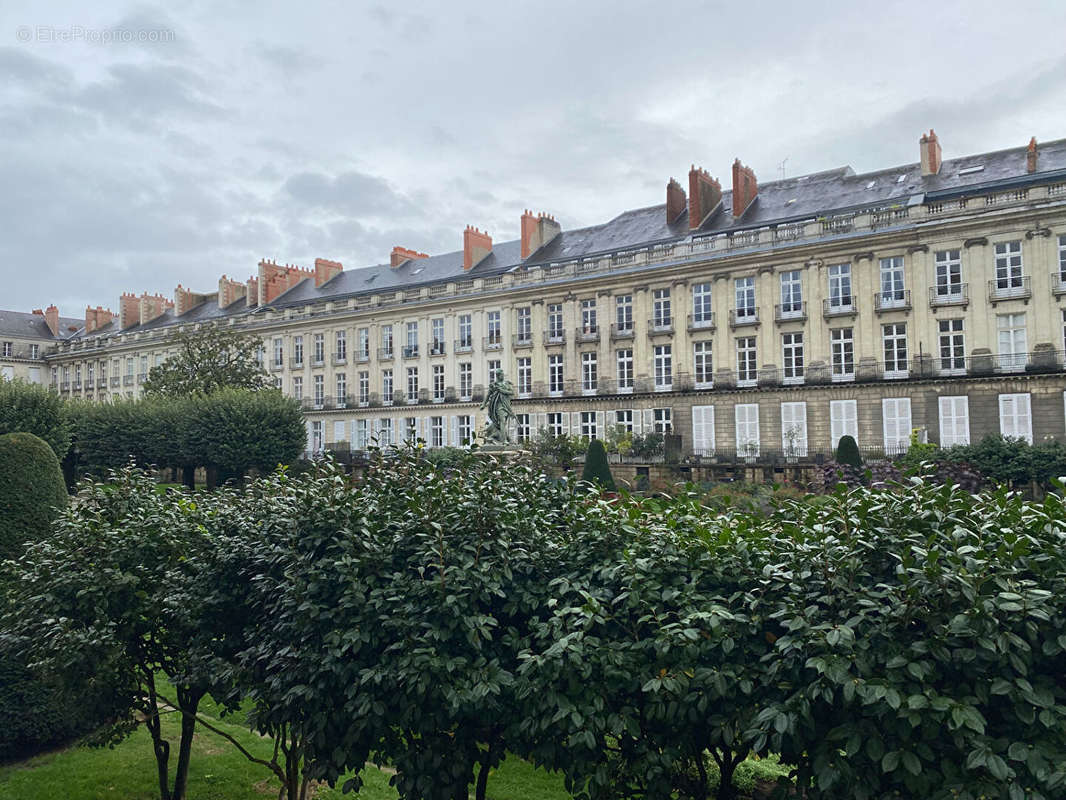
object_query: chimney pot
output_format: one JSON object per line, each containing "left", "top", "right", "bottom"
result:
{"left": 44, "top": 305, "right": 60, "bottom": 337}
{"left": 920, "top": 129, "right": 942, "bottom": 176}
{"left": 463, "top": 225, "right": 494, "bottom": 270}
{"left": 1027, "top": 137, "right": 1038, "bottom": 173}
{"left": 520, "top": 210, "right": 561, "bottom": 259}
{"left": 688, "top": 166, "right": 723, "bottom": 229}
{"left": 666, "top": 178, "right": 687, "bottom": 224}
{"left": 731, "top": 159, "right": 758, "bottom": 218}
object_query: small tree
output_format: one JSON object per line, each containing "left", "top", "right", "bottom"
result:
{"left": 835, "top": 434, "right": 862, "bottom": 468}
{"left": 581, "top": 439, "right": 617, "bottom": 491}
{"left": 0, "top": 379, "right": 72, "bottom": 459}
{"left": 143, "top": 327, "right": 272, "bottom": 397}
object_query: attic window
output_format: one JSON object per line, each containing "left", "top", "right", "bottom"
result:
{"left": 896, "top": 174, "right": 906, "bottom": 183}
{"left": 785, "top": 198, "right": 797, "bottom": 205}
{"left": 365, "top": 274, "right": 378, "bottom": 283}
{"left": 958, "top": 165, "right": 985, "bottom": 176}
{"left": 865, "top": 180, "right": 876, "bottom": 189}
{"left": 411, "top": 268, "right": 423, "bottom": 275}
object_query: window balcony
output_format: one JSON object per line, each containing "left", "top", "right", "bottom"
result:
{"left": 512, "top": 333, "right": 534, "bottom": 349}
{"left": 85, "top": 378, "right": 95, "bottom": 389}
{"left": 728, "top": 309, "right": 759, "bottom": 328}
{"left": 822, "top": 298, "right": 857, "bottom": 319}
{"left": 271, "top": 360, "right": 284, "bottom": 371}
{"left": 873, "top": 290, "right": 912, "bottom": 313}
{"left": 355, "top": 351, "right": 370, "bottom": 363}
{"left": 1051, "top": 272, "right": 1066, "bottom": 296}
{"left": 687, "top": 313, "right": 716, "bottom": 332}
{"left": 610, "top": 323, "right": 635, "bottom": 340}
{"left": 928, "top": 284, "right": 969, "bottom": 308}
{"left": 575, "top": 325, "right": 600, "bottom": 343}
{"left": 483, "top": 335, "right": 503, "bottom": 351}
{"left": 445, "top": 387, "right": 458, "bottom": 402}
{"left": 454, "top": 338, "right": 474, "bottom": 354}
{"left": 774, "top": 303, "right": 807, "bottom": 322}
{"left": 311, "top": 357, "right": 325, "bottom": 368}
{"left": 402, "top": 345, "right": 419, "bottom": 359}
{"left": 331, "top": 353, "right": 347, "bottom": 365}
{"left": 647, "top": 317, "right": 674, "bottom": 336}
{"left": 429, "top": 341, "right": 447, "bottom": 356}
{"left": 377, "top": 347, "right": 394, "bottom": 361}
{"left": 72, "top": 381, "right": 82, "bottom": 391}
{"left": 110, "top": 376, "right": 120, "bottom": 387}
{"left": 543, "top": 331, "right": 566, "bottom": 346}
{"left": 123, "top": 375, "right": 134, "bottom": 386}
{"left": 336, "top": 395, "right": 349, "bottom": 409}
{"left": 988, "top": 276, "right": 1032, "bottom": 303}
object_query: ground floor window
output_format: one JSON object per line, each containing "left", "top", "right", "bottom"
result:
{"left": 653, "top": 408, "right": 672, "bottom": 433}
{"left": 882, "top": 398, "right": 912, "bottom": 455}
{"left": 430, "top": 416, "right": 444, "bottom": 448}
{"left": 780, "top": 401, "right": 807, "bottom": 458}
{"left": 999, "top": 393, "right": 1032, "bottom": 443}
{"left": 830, "top": 399, "right": 857, "bottom": 450}
{"left": 580, "top": 411, "right": 598, "bottom": 440}
{"left": 516, "top": 413, "right": 531, "bottom": 442}
{"left": 735, "top": 403, "right": 760, "bottom": 458}
{"left": 691, "top": 405, "right": 715, "bottom": 455}
{"left": 939, "top": 396, "right": 969, "bottom": 446}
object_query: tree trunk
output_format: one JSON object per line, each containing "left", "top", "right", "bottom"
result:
{"left": 144, "top": 675, "right": 172, "bottom": 800}
{"left": 182, "top": 464, "right": 196, "bottom": 489}
{"left": 715, "top": 750, "right": 747, "bottom": 800}
{"left": 170, "top": 686, "right": 204, "bottom": 800}
{"left": 206, "top": 465, "right": 219, "bottom": 490}
{"left": 474, "top": 738, "right": 500, "bottom": 800}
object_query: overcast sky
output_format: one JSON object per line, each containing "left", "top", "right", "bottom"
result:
{"left": 3, "top": 1, "right": 1066, "bottom": 316}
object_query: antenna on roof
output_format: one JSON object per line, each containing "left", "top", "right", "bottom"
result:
{"left": 778, "top": 157, "right": 789, "bottom": 180}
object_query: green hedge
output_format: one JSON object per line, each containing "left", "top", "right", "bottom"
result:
{"left": 0, "top": 379, "right": 71, "bottom": 459}
{"left": 581, "top": 438, "right": 616, "bottom": 490}
{"left": 0, "top": 432, "right": 68, "bottom": 560}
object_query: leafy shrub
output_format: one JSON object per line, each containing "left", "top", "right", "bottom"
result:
{"left": 422, "top": 445, "right": 468, "bottom": 470}
{"left": 581, "top": 439, "right": 616, "bottom": 490}
{"left": 0, "top": 379, "right": 71, "bottom": 459}
{"left": 630, "top": 432, "right": 665, "bottom": 460}
{"left": 835, "top": 434, "right": 862, "bottom": 467}
{"left": 0, "top": 431, "right": 68, "bottom": 560}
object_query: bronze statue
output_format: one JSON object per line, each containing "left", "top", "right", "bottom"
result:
{"left": 481, "top": 368, "right": 516, "bottom": 444}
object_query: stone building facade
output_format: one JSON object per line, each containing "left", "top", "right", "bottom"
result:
{"left": 8, "top": 131, "right": 1066, "bottom": 463}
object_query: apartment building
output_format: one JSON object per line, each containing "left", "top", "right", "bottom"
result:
{"left": 10, "top": 131, "right": 1066, "bottom": 461}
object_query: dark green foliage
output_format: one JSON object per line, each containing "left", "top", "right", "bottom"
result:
{"left": 630, "top": 432, "right": 665, "bottom": 460}
{"left": 581, "top": 439, "right": 616, "bottom": 490}
{"left": 0, "top": 379, "right": 72, "bottom": 459}
{"left": 0, "top": 432, "right": 68, "bottom": 560}
{"left": 834, "top": 434, "right": 862, "bottom": 467}
{"left": 142, "top": 327, "right": 272, "bottom": 397}
{"left": 67, "top": 390, "right": 304, "bottom": 486}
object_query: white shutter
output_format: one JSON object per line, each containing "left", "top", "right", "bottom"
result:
{"left": 999, "top": 393, "right": 1032, "bottom": 443}
{"left": 451, "top": 416, "right": 459, "bottom": 446}
{"left": 735, "top": 403, "right": 760, "bottom": 457}
{"left": 536, "top": 412, "right": 547, "bottom": 435}
{"left": 642, "top": 408, "right": 654, "bottom": 433}
{"left": 305, "top": 421, "right": 315, "bottom": 453}
{"left": 780, "top": 402, "right": 807, "bottom": 457}
{"left": 938, "top": 397, "right": 970, "bottom": 446}
{"left": 692, "top": 405, "right": 715, "bottom": 454}
{"left": 333, "top": 421, "right": 346, "bottom": 442}
{"left": 597, "top": 410, "right": 605, "bottom": 440}
{"left": 569, "top": 412, "right": 580, "bottom": 435}
{"left": 882, "top": 398, "right": 912, "bottom": 455}
{"left": 830, "top": 399, "right": 858, "bottom": 449}
{"left": 371, "top": 418, "right": 381, "bottom": 446}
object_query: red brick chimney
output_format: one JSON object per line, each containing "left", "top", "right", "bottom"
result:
{"left": 520, "top": 211, "right": 561, "bottom": 259}
{"left": 1027, "top": 137, "right": 1038, "bottom": 174}
{"left": 390, "top": 246, "right": 429, "bottom": 268}
{"left": 175, "top": 284, "right": 209, "bottom": 316}
{"left": 85, "top": 306, "right": 114, "bottom": 334}
{"left": 314, "top": 258, "right": 343, "bottom": 287}
{"left": 258, "top": 259, "right": 313, "bottom": 304}
{"left": 731, "top": 159, "right": 758, "bottom": 218}
{"left": 920, "top": 129, "right": 942, "bottom": 176}
{"left": 688, "top": 166, "right": 723, "bottom": 230}
{"left": 246, "top": 276, "right": 259, "bottom": 308}
{"left": 44, "top": 305, "right": 59, "bottom": 337}
{"left": 119, "top": 293, "right": 140, "bottom": 330}
{"left": 217, "top": 275, "right": 247, "bottom": 309}
{"left": 666, "top": 179, "right": 687, "bottom": 224}
{"left": 139, "top": 293, "right": 173, "bottom": 326}
{"left": 463, "top": 226, "right": 493, "bottom": 271}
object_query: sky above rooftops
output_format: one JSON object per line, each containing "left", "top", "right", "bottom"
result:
{"left": 2, "top": 0, "right": 1066, "bottom": 314}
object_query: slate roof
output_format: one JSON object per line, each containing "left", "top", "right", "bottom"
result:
{"left": 0, "top": 309, "right": 82, "bottom": 341}
{"left": 9, "top": 137, "right": 1066, "bottom": 341}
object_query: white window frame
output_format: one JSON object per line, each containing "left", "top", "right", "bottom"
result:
{"left": 736, "top": 336, "right": 757, "bottom": 387}
{"left": 996, "top": 313, "right": 1027, "bottom": 372}
{"left": 999, "top": 393, "right": 1032, "bottom": 444}
{"left": 548, "top": 354, "right": 564, "bottom": 397}
{"left": 782, "top": 332, "right": 804, "bottom": 385}
{"left": 581, "top": 351, "right": 598, "bottom": 394}
{"left": 828, "top": 263, "right": 853, "bottom": 310}
{"left": 882, "top": 323, "right": 908, "bottom": 379}
{"left": 653, "top": 407, "right": 672, "bottom": 434}
{"left": 994, "top": 241, "right": 1024, "bottom": 293}
{"left": 616, "top": 349, "right": 634, "bottom": 392}
{"left": 780, "top": 401, "right": 808, "bottom": 459}
{"left": 616, "top": 295, "right": 633, "bottom": 331}
{"left": 653, "top": 344, "right": 672, "bottom": 391}
{"left": 882, "top": 397, "right": 912, "bottom": 456}
{"left": 939, "top": 396, "right": 970, "bottom": 447}
{"left": 691, "top": 405, "right": 715, "bottom": 456}
{"left": 938, "top": 319, "right": 966, "bottom": 375}
{"left": 934, "top": 250, "right": 963, "bottom": 299}
{"left": 831, "top": 328, "right": 855, "bottom": 381}
{"left": 779, "top": 270, "right": 803, "bottom": 317}
{"left": 735, "top": 403, "right": 760, "bottom": 459}
{"left": 692, "top": 282, "right": 713, "bottom": 326}
{"left": 693, "top": 341, "right": 713, "bottom": 389}
{"left": 878, "top": 256, "right": 906, "bottom": 308}
{"left": 830, "top": 399, "right": 858, "bottom": 450}
{"left": 653, "top": 288, "right": 672, "bottom": 329}
{"left": 734, "top": 276, "right": 756, "bottom": 319}
{"left": 517, "top": 357, "right": 532, "bottom": 398}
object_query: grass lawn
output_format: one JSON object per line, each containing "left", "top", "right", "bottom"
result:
{"left": 0, "top": 698, "right": 573, "bottom": 800}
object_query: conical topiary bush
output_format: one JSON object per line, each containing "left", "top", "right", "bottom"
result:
{"left": 581, "top": 438, "right": 616, "bottom": 491}
{"left": 836, "top": 434, "right": 863, "bottom": 468}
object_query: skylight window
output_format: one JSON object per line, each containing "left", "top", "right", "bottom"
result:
{"left": 897, "top": 174, "right": 906, "bottom": 183}
{"left": 958, "top": 165, "right": 985, "bottom": 176}
{"left": 411, "top": 268, "right": 423, "bottom": 275}
{"left": 785, "top": 198, "right": 797, "bottom": 205}
{"left": 866, "top": 180, "right": 876, "bottom": 189}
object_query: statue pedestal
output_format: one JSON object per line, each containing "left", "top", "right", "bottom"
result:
{"left": 477, "top": 443, "right": 524, "bottom": 459}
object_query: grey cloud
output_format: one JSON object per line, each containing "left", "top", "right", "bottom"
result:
{"left": 282, "top": 170, "right": 412, "bottom": 217}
